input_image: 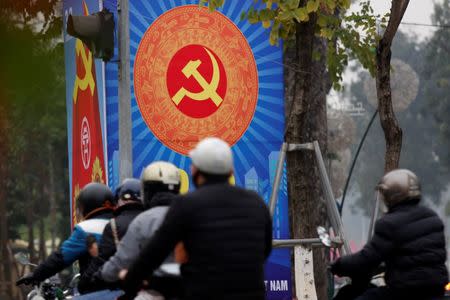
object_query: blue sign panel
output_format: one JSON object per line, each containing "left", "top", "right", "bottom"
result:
{"left": 128, "top": 1, "right": 291, "bottom": 299}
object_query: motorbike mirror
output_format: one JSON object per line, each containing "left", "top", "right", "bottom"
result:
{"left": 317, "top": 226, "right": 332, "bottom": 247}
{"left": 69, "top": 273, "right": 80, "bottom": 288}
{"left": 14, "top": 252, "right": 30, "bottom": 266}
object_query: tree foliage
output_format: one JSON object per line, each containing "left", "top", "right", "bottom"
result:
{"left": 0, "top": 1, "right": 68, "bottom": 250}
{"left": 201, "top": 0, "right": 383, "bottom": 89}
{"left": 423, "top": 0, "right": 450, "bottom": 168}
{"left": 347, "top": 27, "right": 450, "bottom": 214}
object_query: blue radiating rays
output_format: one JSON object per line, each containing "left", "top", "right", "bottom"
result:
{"left": 109, "top": 2, "right": 293, "bottom": 298}
{"left": 104, "top": 0, "right": 119, "bottom": 189}
{"left": 128, "top": 0, "right": 287, "bottom": 195}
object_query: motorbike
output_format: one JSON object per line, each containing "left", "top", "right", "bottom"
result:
{"left": 317, "top": 227, "right": 450, "bottom": 300}
{"left": 69, "top": 263, "right": 182, "bottom": 300}
{"left": 15, "top": 252, "right": 80, "bottom": 300}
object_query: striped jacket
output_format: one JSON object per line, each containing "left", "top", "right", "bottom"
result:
{"left": 32, "top": 210, "right": 113, "bottom": 282}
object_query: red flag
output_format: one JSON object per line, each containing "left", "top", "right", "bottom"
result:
{"left": 71, "top": 1, "right": 106, "bottom": 228}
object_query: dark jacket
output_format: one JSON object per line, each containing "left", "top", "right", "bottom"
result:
{"left": 332, "top": 200, "right": 448, "bottom": 295}
{"left": 101, "top": 192, "right": 176, "bottom": 282}
{"left": 32, "top": 210, "right": 113, "bottom": 282}
{"left": 122, "top": 181, "right": 273, "bottom": 300}
{"left": 78, "top": 202, "right": 143, "bottom": 294}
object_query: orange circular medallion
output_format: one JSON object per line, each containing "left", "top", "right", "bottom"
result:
{"left": 134, "top": 5, "right": 258, "bottom": 155}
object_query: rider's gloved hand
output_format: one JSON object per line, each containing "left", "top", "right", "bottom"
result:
{"left": 16, "top": 273, "right": 38, "bottom": 286}
{"left": 330, "top": 258, "right": 343, "bottom": 276}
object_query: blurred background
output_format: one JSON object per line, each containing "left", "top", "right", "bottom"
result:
{"left": 328, "top": 0, "right": 450, "bottom": 270}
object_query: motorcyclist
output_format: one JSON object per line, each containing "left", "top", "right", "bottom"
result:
{"left": 120, "top": 137, "right": 273, "bottom": 300}
{"left": 100, "top": 161, "right": 182, "bottom": 298}
{"left": 16, "top": 182, "right": 115, "bottom": 287}
{"left": 331, "top": 169, "right": 449, "bottom": 300}
{"left": 77, "top": 178, "right": 144, "bottom": 294}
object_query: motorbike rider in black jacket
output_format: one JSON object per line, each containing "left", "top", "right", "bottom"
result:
{"left": 331, "top": 169, "right": 449, "bottom": 300}
{"left": 120, "top": 137, "right": 273, "bottom": 300}
{"left": 16, "top": 183, "right": 115, "bottom": 287}
{"left": 77, "top": 178, "right": 144, "bottom": 294}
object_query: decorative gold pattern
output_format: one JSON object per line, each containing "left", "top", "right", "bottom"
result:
{"left": 91, "top": 156, "right": 104, "bottom": 183}
{"left": 134, "top": 5, "right": 258, "bottom": 155}
{"left": 72, "top": 184, "right": 81, "bottom": 227}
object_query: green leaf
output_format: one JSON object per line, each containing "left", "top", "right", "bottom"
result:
{"left": 262, "top": 20, "right": 271, "bottom": 28}
{"left": 269, "top": 26, "right": 279, "bottom": 45}
{"left": 325, "top": 0, "right": 336, "bottom": 10}
{"left": 293, "top": 7, "right": 309, "bottom": 22}
{"left": 247, "top": 8, "right": 259, "bottom": 23}
{"left": 240, "top": 11, "right": 247, "bottom": 21}
{"left": 317, "top": 14, "right": 327, "bottom": 27}
{"left": 306, "top": 0, "right": 319, "bottom": 13}
{"left": 287, "top": 0, "right": 300, "bottom": 9}
{"left": 259, "top": 8, "right": 275, "bottom": 21}
{"left": 278, "top": 10, "right": 294, "bottom": 21}
{"left": 320, "top": 27, "right": 333, "bottom": 39}
{"left": 341, "top": 0, "right": 351, "bottom": 9}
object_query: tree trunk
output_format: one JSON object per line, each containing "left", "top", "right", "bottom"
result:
{"left": 285, "top": 12, "right": 330, "bottom": 300}
{"left": 376, "top": 41, "right": 402, "bottom": 172}
{"left": 376, "top": 0, "right": 410, "bottom": 172}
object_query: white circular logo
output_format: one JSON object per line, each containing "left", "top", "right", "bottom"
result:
{"left": 81, "top": 117, "right": 91, "bottom": 170}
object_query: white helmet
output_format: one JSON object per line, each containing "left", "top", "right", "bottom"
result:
{"left": 141, "top": 161, "right": 180, "bottom": 187}
{"left": 141, "top": 161, "right": 181, "bottom": 208}
{"left": 189, "top": 137, "right": 233, "bottom": 175}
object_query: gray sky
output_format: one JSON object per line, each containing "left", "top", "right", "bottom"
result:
{"left": 371, "top": 0, "right": 441, "bottom": 41}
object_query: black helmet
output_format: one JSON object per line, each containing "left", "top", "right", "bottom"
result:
{"left": 76, "top": 183, "right": 115, "bottom": 220}
{"left": 118, "top": 178, "right": 141, "bottom": 202}
{"left": 113, "top": 184, "right": 122, "bottom": 203}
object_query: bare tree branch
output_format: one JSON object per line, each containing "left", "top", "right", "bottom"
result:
{"left": 376, "top": 0, "right": 410, "bottom": 172}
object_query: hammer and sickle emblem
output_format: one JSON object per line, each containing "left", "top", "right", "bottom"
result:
{"left": 72, "top": 39, "right": 96, "bottom": 103}
{"left": 172, "top": 47, "right": 224, "bottom": 107}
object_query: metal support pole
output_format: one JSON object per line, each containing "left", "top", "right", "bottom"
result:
{"left": 269, "top": 142, "right": 314, "bottom": 216}
{"left": 313, "top": 141, "right": 351, "bottom": 255}
{"left": 118, "top": 0, "right": 132, "bottom": 181}
{"left": 268, "top": 142, "right": 287, "bottom": 216}
{"left": 367, "top": 190, "right": 381, "bottom": 242}
{"left": 273, "top": 237, "right": 343, "bottom": 248}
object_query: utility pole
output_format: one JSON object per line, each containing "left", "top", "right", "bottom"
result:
{"left": 118, "top": 0, "right": 132, "bottom": 181}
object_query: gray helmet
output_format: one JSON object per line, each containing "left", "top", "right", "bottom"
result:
{"left": 376, "top": 169, "right": 421, "bottom": 207}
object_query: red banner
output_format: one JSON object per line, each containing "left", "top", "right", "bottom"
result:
{"left": 71, "top": 1, "right": 106, "bottom": 227}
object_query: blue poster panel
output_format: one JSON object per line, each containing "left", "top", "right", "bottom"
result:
{"left": 128, "top": 1, "right": 291, "bottom": 299}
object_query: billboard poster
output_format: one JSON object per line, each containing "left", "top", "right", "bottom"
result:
{"left": 63, "top": 0, "right": 108, "bottom": 228}
{"left": 128, "top": 1, "right": 291, "bottom": 298}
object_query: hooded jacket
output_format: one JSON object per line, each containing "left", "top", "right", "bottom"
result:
{"left": 32, "top": 209, "right": 114, "bottom": 282}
